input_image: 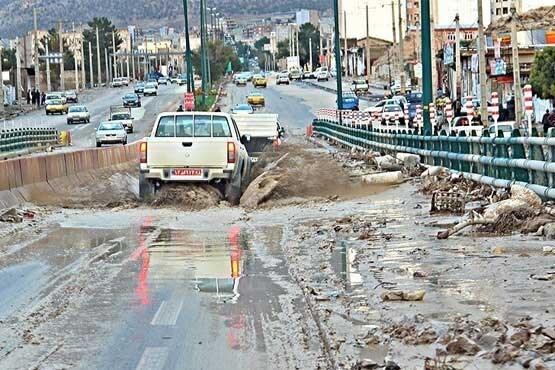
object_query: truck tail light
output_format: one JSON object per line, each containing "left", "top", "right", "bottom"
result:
{"left": 227, "top": 142, "right": 236, "bottom": 164}
{"left": 140, "top": 142, "right": 147, "bottom": 163}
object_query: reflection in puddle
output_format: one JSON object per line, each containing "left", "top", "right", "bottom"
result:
{"left": 334, "top": 241, "right": 363, "bottom": 289}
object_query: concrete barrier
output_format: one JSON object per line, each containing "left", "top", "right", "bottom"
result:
{"left": 0, "top": 144, "right": 139, "bottom": 210}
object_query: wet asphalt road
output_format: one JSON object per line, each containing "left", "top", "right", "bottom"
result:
{"left": 8, "top": 83, "right": 184, "bottom": 147}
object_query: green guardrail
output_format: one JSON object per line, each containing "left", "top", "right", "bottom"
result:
{"left": 0, "top": 127, "right": 59, "bottom": 155}
{"left": 313, "top": 118, "right": 555, "bottom": 199}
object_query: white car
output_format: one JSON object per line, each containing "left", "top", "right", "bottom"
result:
{"left": 158, "top": 76, "right": 168, "bottom": 85}
{"left": 67, "top": 105, "right": 90, "bottom": 124}
{"left": 144, "top": 82, "right": 158, "bottom": 96}
{"left": 276, "top": 72, "right": 290, "bottom": 85}
{"left": 231, "top": 104, "right": 254, "bottom": 115}
{"left": 121, "top": 77, "right": 130, "bottom": 86}
{"left": 176, "top": 75, "right": 187, "bottom": 85}
{"left": 488, "top": 122, "right": 515, "bottom": 138}
{"left": 95, "top": 122, "right": 127, "bottom": 147}
{"left": 381, "top": 105, "right": 405, "bottom": 125}
{"left": 450, "top": 117, "right": 484, "bottom": 136}
{"left": 315, "top": 67, "right": 329, "bottom": 82}
{"left": 139, "top": 112, "right": 251, "bottom": 204}
{"left": 111, "top": 78, "right": 124, "bottom": 88}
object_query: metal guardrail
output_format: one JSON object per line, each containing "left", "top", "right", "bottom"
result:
{"left": 0, "top": 127, "right": 59, "bottom": 154}
{"left": 312, "top": 110, "right": 555, "bottom": 199}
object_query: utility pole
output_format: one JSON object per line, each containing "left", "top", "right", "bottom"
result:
{"left": 112, "top": 31, "right": 117, "bottom": 79}
{"left": 59, "top": 22, "right": 65, "bottom": 90}
{"left": 95, "top": 27, "right": 101, "bottom": 86}
{"left": 421, "top": 0, "right": 433, "bottom": 134}
{"left": 0, "top": 42, "right": 4, "bottom": 112}
{"left": 33, "top": 9, "right": 40, "bottom": 90}
{"left": 200, "top": 0, "right": 207, "bottom": 104}
{"left": 343, "top": 10, "right": 348, "bottom": 76}
{"left": 183, "top": 0, "right": 193, "bottom": 91}
{"left": 510, "top": 5, "right": 523, "bottom": 125}
{"left": 72, "top": 23, "right": 79, "bottom": 90}
{"left": 104, "top": 48, "right": 110, "bottom": 83}
{"left": 126, "top": 52, "right": 130, "bottom": 78}
{"left": 88, "top": 41, "right": 94, "bottom": 89}
{"left": 80, "top": 35, "right": 86, "bottom": 90}
{"left": 366, "top": 5, "right": 371, "bottom": 83}
{"left": 430, "top": 2, "right": 437, "bottom": 99}
{"left": 15, "top": 37, "right": 22, "bottom": 104}
{"left": 309, "top": 37, "right": 313, "bottom": 71}
{"left": 455, "top": 14, "right": 461, "bottom": 100}
{"left": 477, "top": 0, "right": 488, "bottom": 125}
{"left": 398, "top": 0, "right": 406, "bottom": 94}
{"left": 333, "top": 0, "right": 343, "bottom": 110}
{"left": 45, "top": 42, "right": 52, "bottom": 91}
{"left": 131, "top": 35, "right": 136, "bottom": 81}
{"left": 319, "top": 23, "right": 323, "bottom": 68}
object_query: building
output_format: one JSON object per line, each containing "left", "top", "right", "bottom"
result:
{"left": 295, "top": 9, "right": 320, "bottom": 27}
{"left": 406, "top": 0, "right": 421, "bottom": 30}
{"left": 490, "top": 0, "right": 555, "bottom": 22}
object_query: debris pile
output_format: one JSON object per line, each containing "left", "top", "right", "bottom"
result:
{"left": 149, "top": 184, "right": 222, "bottom": 210}
{"left": 0, "top": 208, "right": 37, "bottom": 223}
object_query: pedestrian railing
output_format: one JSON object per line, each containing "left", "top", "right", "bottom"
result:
{"left": 313, "top": 109, "right": 555, "bottom": 199}
{"left": 0, "top": 127, "right": 59, "bottom": 155}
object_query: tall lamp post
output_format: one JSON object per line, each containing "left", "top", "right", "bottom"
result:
{"left": 421, "top": 0, "right": 433, "bottom": 134}
{"left": 333, "top": 0, "right": 343, "bottom": 110}
{"left": 200, "top": 0, "right": 208, "bottom": 104}
{"left": 182, "top": 0, "right": 193, "bottom": 92}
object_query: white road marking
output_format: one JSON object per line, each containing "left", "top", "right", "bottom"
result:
{"left": 135, "top": 347, "right": 169, "bottom": 370}
{"left": 150, "top": 299, "right": 184, "bottom": 326}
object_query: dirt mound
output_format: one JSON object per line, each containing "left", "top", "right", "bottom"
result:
{"left": 148, "top": 184, "right": 223, "bottom": 210}
{"left": 247, "top": 142, "right": 386, "bottom": 208}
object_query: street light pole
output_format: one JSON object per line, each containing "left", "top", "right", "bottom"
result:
{"left": 88, "top": 41, "right": 94, "bottom": 89}
{"left": 95, "top": 27, "right": 101, "bottom": 86}
{"left": 366, "top": 5, "right": 371, "bottom": 83}
{"left": 333, "top": 0, "right": 343, "bottom": 110}
{"left": 33, "top": 9, "right": 41, "bottom": 91}
{"left": 112, "top": 31, "right": 117, "bottom": 79}
{"left": 59, "top": 21, "right": 65, "bottom": 90}
{"left": 200, "top": 0, "right": 207, "bottom": 104}
{"left": 72, "top": 22, "right": 79, "bottom": 91}
{"left": 421, "top": 0, "right": 433, "bottom": 134}
{"left": 510, "top": 5, "right": 523, "bottom": 126}
{"left": 46, "top": 41, "right": 52, "bottom": 91}
{"left": 477, "top": 0, "right": 488, "bottom": 125}
{"left": 398, "top": 0, "right": 406, "bottom": 94}
{"left": 182, "top": 0, "right": 193, "bottom": 92}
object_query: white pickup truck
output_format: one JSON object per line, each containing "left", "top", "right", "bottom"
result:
{"left": 139, "top": 112, "right": 251, "bottom": 204}
{"left": 231, "top": 113, "right": 282, "bottom": 161}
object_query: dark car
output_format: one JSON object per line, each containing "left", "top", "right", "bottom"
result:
{"left": 134, "top": 82, "right": 145, "bottom": 94}
{"left": 407, "top": 92, "right": 422, "bottom": 122}
{"left": 65, "top": 90, "right": 78, "bottom": 103}
{"left": 122, "top": 93, "right": 141, "bottom": 108}
{"left": 339, "top": 92, "right": 359, "bottom": 111}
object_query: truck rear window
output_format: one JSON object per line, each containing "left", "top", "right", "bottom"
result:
{"left": 155, "top": 115, "right": 232, "bottom": 138}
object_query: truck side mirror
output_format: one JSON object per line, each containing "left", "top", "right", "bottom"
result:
{"left": 241, "top": 134, "right": 251, "bottom": 143}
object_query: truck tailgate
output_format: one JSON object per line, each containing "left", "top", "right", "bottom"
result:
{"left": 147, "top": 138, "right": 229, "bottom": 168}
{"left": 232, "top": 114, "right": 278, "bottom": 139}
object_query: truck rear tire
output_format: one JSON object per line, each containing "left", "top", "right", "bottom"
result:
{"left": 139, "top": 174, "right": 155, "bottom": 200}
{"left": 225, "top": 172, "right": 242, "bottom": 206}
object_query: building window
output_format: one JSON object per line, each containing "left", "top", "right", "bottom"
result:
{"left": 503, "top": 7, "right": 508, "bottom": 14}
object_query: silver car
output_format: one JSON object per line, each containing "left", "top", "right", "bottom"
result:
{"left": 95, "top": 122, "right": 127, "bottom": 147}
{"left": 67, "top": 105, "right": 90, "bottom": 124}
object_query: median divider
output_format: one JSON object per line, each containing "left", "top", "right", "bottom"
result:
{"left": 0, "top": 143, "right": 139, "bottom": 210}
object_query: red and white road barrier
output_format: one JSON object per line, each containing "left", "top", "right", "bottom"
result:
{"left": 523, "top": 84, "right": 534, "bottom": 136}
{"left": 429, "top": 103, "right": 436, "bottom": 128}
{"left": 444, "top": 98, "right": 453, "bottom": 128}
{"left": 416, "top": 105, "right": 423, "bottom": 127}
{"left": 491, "top": 92, "right": 499, "bottom": 124}
{"left": 465, "top": 96, "right": 474, "bottom": 124}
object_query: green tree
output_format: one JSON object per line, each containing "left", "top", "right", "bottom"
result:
{"left": 38, "top": 28, "right": 76, "bottom": 73}
{"left": 1, "top": 48, "right": 17, "bottom": 70}
{"left": 530, "top": 47, "right": 555, "bottom": 102}
{"left": 276, "top": 39, "right": 289, "bottom": 60}
{"left": 192, "top": 40, "right": 241, "bottom": 83}
{"left": 82, "top": 17, "right": 123, "bottom": 84}
{"left": 298, "top": 23, "right": 320, "bottom": 68}
{"left": 254, "top": 36, "right": 270, "bottom": 51}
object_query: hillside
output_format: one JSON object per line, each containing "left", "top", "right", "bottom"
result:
{"left": 0, "top": 0, "right": 330, "bottom": 38}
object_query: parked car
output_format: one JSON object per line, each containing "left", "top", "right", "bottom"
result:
{"left": 144, "top": 82, "right": 158, "bottom": 96}
{"left": 289, "top": 68, "right": 302, "bottom": 80}
{"left": 231, "top": 104, "right": 254, "bottom": 115}
{"left": 315, "top": 67, "right": 329, "bottom": 82}
{"left": 488, "top": 122, "right": 516, "bottom": 138}
{"left": 407, "top": 91, "right": 422, "bottom": 122}
{"left": 176, "top": 74, "right": 188, "bottom": 86}
{"left": 139, "top": 112, "right": 251, "bottom": 204}
{"left": 122, "top": 93, "right": 141, "bottom": 108}
{"left": 450, "top": 116, "right": 484, "bottom": 136}
{"left": 67, "top": 105, "right": 90, "bottom": 124}
{"left": 276, "top": 72, "right": 290, "bottom": 85}
{"left": 65, "top": 90, "right": 78, "bottom": 103}
{"left": 121, "top": 77, "right": 130, "bottom": 86}
{"left": 134, "top": 82, "right": 145, "bottom": 94}
{"left": 95, "top": 122, "right": 127, "bottom": 147}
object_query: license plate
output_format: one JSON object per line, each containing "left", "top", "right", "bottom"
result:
{"left": 172, "top": 168, "right": 202, "bottom": 176}
{"left": 251, "top": 157, "right": 259, "bottom": 163}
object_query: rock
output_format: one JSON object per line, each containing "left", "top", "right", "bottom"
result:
{"left": 362, "top": 171, "right": 404, "bottom": 185}
{"left": 509, "top": 329, "right": 531, "bottom": 346}
{"left": 413, "top": 271, "right": 428, "bottom": 278}
{"left": 530, "top": 359, "right": 549, "bottom": 370}
{"left": 421, "top": 166, "right": 446, "bottom": 178}
{"left": 543, "top": 223, "right": 555, "bottom": 240}
{"left": 0, "top": 208, "right": 23, "bottom": 223}
{"left": 384, "top": 360, "right": 401, "bottom": 370}
{"left": 240, "top": 171, "right": 282, "bottom": 208}
{"left": 491, "top": 246, "right": 507, "bottom": 255}
{"left": 445, "top": 335, "right": 481, "bottom": 355}
{"left": 511, "top": 185, "right": 542, "bottom": 208}
{"left": 373, "top": 155, "right": 396, "bottom": 168}
{"left": 352, "top": 358, "right": 380, "bottom": 370}
{"left": 396, "top": 153, "right": 421, "bottom": 168}
{"left": 381, "top": 290, "right": 425, "bottom": 302}
{"left": 541, "top": 327, "right": 555, "bottom": 340}
{"left": 542, "top": 246, "right": 554, "bottom": 254}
